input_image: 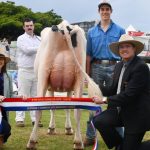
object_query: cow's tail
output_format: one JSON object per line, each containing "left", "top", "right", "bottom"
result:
{"left": 65, "top": 27, "right": 103, "bottom": 99}
{"left": 77, "top": 63, "right": 103, "bottom": 99}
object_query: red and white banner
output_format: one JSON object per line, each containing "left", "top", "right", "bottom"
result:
{"left": 0, "top": 97, "right": 101, "bottom": 111}
{"left": 128, "top": 31, "right": 144, "bottom": 36}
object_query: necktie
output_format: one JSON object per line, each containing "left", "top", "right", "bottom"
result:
{"left": 117, "top": 64, "right": 126, "bottom": 94}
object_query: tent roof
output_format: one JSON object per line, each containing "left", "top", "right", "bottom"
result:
{"left": 126, "top": 24, "right": 136, "bottom": 33}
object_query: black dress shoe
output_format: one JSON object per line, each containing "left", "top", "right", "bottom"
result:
{"left": 115, "top": 145, "right": 121, "bottom": 150}
{"left": 83, "top": 137, "right": 95, "bottom": 147}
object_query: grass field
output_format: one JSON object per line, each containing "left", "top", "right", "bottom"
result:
{"left": 1, "top": 109, "right": 150, "bottom": 150}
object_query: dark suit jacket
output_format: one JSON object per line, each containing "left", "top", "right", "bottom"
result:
{"left": 101, "top": 56, "right": 150, "bottom": 134}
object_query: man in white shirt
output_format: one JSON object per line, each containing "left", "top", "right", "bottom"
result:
{"left": 16, "top": 18, "right": 43, "bottom": 127}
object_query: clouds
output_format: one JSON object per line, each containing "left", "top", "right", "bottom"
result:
{"left": 112, "top": 0, "right": 150, "bottom": 31}
{"left": 29, "top": 0, "right": 100, "bottom": 23}
{"left": 0, "top": 0, "right": 149, "bottom": 31}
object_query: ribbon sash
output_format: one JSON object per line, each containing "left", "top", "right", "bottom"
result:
{"left": 0, "top": 97, "right": 101, "bottom": 111}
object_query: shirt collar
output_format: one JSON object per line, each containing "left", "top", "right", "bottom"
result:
{"left": 24, "top": 32, "right": 35, "bottom": 38}
{"left": 97, "top": 20, "right": 114, "bottom": 30}
{"left": 122, "top": 55, "right": 135, "bottom": 67}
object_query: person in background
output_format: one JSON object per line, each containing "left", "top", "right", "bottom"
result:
{"left": 84, "top": 1, "right": 125, "bottom": 146}
{"left": 0, "top": 50, "right": 12, "bottom": 146}
{"left": 16, "top": 18, "right": 43, "bottom": 127}
{"left": 11, "top": 70, "right": 18, "bottom": 88}
{"left": 93, "top": 34, "right": 150, "bottom": 150}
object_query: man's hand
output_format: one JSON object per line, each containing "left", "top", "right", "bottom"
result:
{"left": 0, "top": 95, "right": 5, "bottom": 103}
{"left": 17, "top": 95, "right": 28, "bottom": 100}
{"left": 92, "top": 96, "right": 107, "bottom": 104}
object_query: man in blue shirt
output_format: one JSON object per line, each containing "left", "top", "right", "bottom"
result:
{"left": 84, "top": 1, "right": 125, "bottom": 147}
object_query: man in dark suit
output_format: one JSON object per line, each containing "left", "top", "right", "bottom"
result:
{"left": 92, "top": 34, "right": 150, "bottom": 150}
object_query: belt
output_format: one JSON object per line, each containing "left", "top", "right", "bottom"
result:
{"left": 93, "top": 59, "right": 117, "bottom": 65}
{"left": 19, "top": 67, "right": 34, "bottom": 70}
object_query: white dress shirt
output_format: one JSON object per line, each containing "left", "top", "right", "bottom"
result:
{"left": 17, "top": 32, "right": 41, "bottom": 68}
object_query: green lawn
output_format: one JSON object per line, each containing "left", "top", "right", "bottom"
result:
{"left": 1, "top": 109, "right": 150, "bottom": 150}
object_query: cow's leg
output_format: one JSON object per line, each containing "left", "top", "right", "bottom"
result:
{"left": 74, "top": 109, "right": 83, "bottom": 150}
{"left": 65, "top": 92, "right": 73, "bottom": 135}
{"left": 73, "top": 77, "right": 84, "bottom": 149}
{"left": 27, "top": 110, "right": 42, "bottom": 149}
{"left": 27, "top": 70, "right": 49, "bottom": 149}
{"left": 48, "top": 109, "right": 56, "bottom": 135}
{"left": 47, "top": 90, "right": 56, "bottom": 135}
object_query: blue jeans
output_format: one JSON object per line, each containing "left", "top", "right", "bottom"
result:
{"left": 86, "top": 63, "right": 124, "bottom": 139}
{"left": 91, "top": 63, "right": 114, "bottom": 87}
{"left": 86, "top": 109, "right": 102, "bottom": 139}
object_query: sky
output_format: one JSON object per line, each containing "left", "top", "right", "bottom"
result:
{"left": 1, "top": 0, "right": 150, "bottom": 32}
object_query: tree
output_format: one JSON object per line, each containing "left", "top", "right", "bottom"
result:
{"left": 0, "top": 1, "right": 62, "bottom": 41}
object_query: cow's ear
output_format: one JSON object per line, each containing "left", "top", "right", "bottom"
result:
{"left": 71, "top": 33, "right": 77, "bottom": 48}
{"left": 66, "top": 26, "right": 72, "bottom": 33}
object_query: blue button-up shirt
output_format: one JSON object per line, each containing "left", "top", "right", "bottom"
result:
{"left": 86, "top": 21, "right": 125, "bottom": 61}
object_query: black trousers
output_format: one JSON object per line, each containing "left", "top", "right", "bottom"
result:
{"left": 1, "top": 109, "right": 11, "bottom": 143}
{"left": 93, "top": 108, "right": 145, "bottom": 150}
{"left": 1, "top": 118, "right": 11, "bottom": 143}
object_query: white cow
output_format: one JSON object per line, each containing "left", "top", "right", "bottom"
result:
{"left": 26, "top": 20, "right": 102, "bottom": 150}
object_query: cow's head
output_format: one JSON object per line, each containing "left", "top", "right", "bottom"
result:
{"left": 51, "top": 24, "right": 77, "bottom": 48}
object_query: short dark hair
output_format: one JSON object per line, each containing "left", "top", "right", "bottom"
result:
{"left": 98, "top": 2, "right": 112, "bottom": 11}
{"left": 0, "top": 54, "right": 7, "bottom": 73}
{"left": 23, "top": 18, "right": 34, "bottom": 25}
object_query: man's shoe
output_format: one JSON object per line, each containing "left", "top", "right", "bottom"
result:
{"left": 84, "top": 138, "right": 95, "bottom": 147}
{"left": 32, "top": 121, "right": 43, "bottom": 127}
{"left": 115, "top": 145, "right": 121, "bottom": 150}
{"left": 0, "top": 134, "right": 3, "bottom": 147}
{"left": 16, "top": 121, "right": 25, "bottom": 127}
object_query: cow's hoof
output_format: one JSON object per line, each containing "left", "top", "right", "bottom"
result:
{"left": 65, "top": 127, "right": 73, "bottom": 135}
{"left": 73, "top": 142, "right": 84, "bottom": 150}
{"left": 26, "top": 148, "right": 37, "bottom": 150}
{"left": 26, "top": 140, "right": 37, "bottom": 150}
{"left": 47, "top": 127, "right": 56, "bottom": 135}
